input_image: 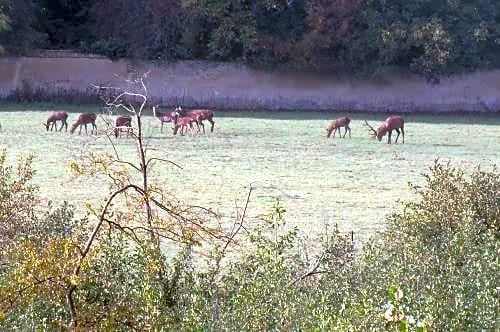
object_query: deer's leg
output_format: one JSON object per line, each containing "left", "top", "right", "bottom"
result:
{"left": 160, "top": 121, "right": 163, "bottom": 133}
{"left": 387, "top": 130, "right": 392, "bottom": 144}
{"left": 401, "top": 127, "right": 404, "bottom": 144}
{"left": 342, "top": 127, "right": 348, "bottom": 138}
{"left": 209, "top": 119, "right": 215, "bottom": 132}
{"left": 394, "top": 129, "right": 400, "bottom": 143}
{"left": 348, "top": 126, "right": 351, "bottom": 138}
{"left": 199, "top": 121, "right": 205, "bottom": 134}
{"left": 92, "top": 122, "right": 97, "bottom": 134}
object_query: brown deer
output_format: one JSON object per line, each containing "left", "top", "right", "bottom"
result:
{"left": 326, "top": 116, "right": 351, "bottom": 138}
{"left": 152, "top": 105, "right": 179, "bottom": 133}
{"left": 172, "top": 113, "right": 199, "bottom": 136}
{"left": 364, "top": 116, "right": 405, "bottom": 144}
{"left": 114, "top": 115, "right": 132, "bottom": 138}
{"left": 175, "top": 106, "right": 215, "bottom": 133}
{"left": 45, "top": 111, "right": 68, "bottom": 132}
{"left": 70, "top": 112, "right": 97, "bottom": 135}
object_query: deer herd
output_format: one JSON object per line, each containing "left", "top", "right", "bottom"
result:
{"left": 43, "top": 107, "right": 405, "bottom": 144}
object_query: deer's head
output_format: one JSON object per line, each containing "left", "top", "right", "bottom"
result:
{"left": 376, "top": 127, "right": 385, "bottom": 141}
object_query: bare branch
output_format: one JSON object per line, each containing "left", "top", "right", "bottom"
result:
{"left": 146, "top": 157, "right": 183, "bottom": 169}
{"left": 110, "top": 158, "right": 141, "bottom": 172}
{"left": 288, "top": 251, "right": 327, "bottom": 287}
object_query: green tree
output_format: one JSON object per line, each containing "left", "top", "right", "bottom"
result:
{"left": 0, "top": 0, "right": 46, "bottom": 54}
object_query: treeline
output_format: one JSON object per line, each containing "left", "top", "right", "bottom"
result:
{"left": 0, "top": 0, "right": 499, "bottom": 79}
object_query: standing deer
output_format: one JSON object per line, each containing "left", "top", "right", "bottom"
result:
{"left": 114, "top": 115, "right": 132, "bottom": 138}
{"left": 364, "top": 116, "right": 405, "bottom": 144}
{"left": 70, "top": 112, "right": 97, "bottom": 135}
{"left": 172, "top": 113, "right": 199, "bottom": 136}
{"left": 175, "top": 106, "right": 215, "bottom": 133}
{"left": 45, "top": 111, "right": 68, "bottom": 132}
{"left": 152, "top": 105, "right": 179, "bottom": 133}
{"left": 326, "top": 116, "right": 351, "bottom": 138}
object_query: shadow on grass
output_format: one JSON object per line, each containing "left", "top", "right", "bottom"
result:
{"left": 0, "top": 102, "right": 499, "bottom": 125}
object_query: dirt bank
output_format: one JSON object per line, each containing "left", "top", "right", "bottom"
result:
{"left": 0, "top": 55, "right": 499, "bottom": 112}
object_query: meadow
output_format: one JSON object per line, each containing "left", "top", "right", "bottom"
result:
{"left": 1, "top": 105, "right": 499, "bottom": 242}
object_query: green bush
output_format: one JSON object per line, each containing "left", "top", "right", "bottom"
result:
{"left": 347, "top": 162, "right": 499, "bottom": 331}
{"left": 1, "top": 148, "right": 497, "bottom": 330}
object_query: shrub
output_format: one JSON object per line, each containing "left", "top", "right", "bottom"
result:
{"left": 348, "top": 161, "right": 499, "bottom": 331}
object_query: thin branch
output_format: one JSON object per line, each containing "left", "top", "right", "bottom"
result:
{"left": 288, "top": 251, "right": 327, "bottom": 287}
{"left": 145, "top": 157, "right": 183, "bottom": 169}
{"left": 222, "top": 185, "right": 253, "bottom": 254}
{"left": 110, "top": 158, "right": 141, "bottom": 172}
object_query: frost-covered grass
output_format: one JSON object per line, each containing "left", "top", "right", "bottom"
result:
{"left": 1, "top": 105, "right": 499, "bottom": 241}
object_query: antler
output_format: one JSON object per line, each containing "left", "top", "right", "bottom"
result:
{"left": 363, "top": 120, "right": 377, "bottom": 137}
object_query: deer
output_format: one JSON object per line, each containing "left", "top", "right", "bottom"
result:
{"left": 364, "top": 116, "right": 405, "bottom": 144}
{"left": 326, "top": 116, "right": 351, "bottom": 138}
{"left": 172, "top": 113, "right": 199, "bottom": 136}
{"left": 44, "top": 111, "right": 68, "bottom": 132}
{"left": 114, "top": 115, "right": 133, "bottom": 138}
{"left": 152, "top": 105, "right": 179, "bottom": 133}
{"left": 175, "top": 106, "right": 215, "bottom": 133}
{"left": 70, "top": 112, "right": 97, "bottom": 135}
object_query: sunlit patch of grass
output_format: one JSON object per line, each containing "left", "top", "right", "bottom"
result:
{"left": 1, "top": 105, "right": 499, "bottom": 242}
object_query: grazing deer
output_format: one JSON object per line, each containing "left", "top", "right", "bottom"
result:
{"left": 364, "top": 116, "right": 405, "bottom": 144}
{"left": 45, "top": 111, "right": 68, "bottom": 132}
{"left": 326, "top": 116, "right": 351, "bottom": 138}
{"left": 114, "top": 115, "right": 132, "bottom": 138}
{"left": 152, "top": 105, "right": 179, "bottom": 133}
{"left": 70, "top": 112, "right": 97, "bottom": 135}
{"left": 172, "top": 113, "right": 199, "bottom": 136}
{"left": 175, "top": 106, "right": 215, "bottom": 133}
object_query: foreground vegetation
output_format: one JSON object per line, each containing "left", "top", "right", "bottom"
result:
{"left": 0, "top": 0, "right": 499, "bottom": 79}
{"left": 1, "top": 151, "right": 498, "bottom": 330}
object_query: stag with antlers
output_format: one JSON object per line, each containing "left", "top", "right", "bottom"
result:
{"left": 364, "top": 116, "right": 405, "bottom": 144}
{"left": 326, "top": 116, "right": 351, "bottom": 138}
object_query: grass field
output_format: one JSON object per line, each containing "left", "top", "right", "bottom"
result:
{"left": 1, "top": 105, "right": 499, "bottom": 242}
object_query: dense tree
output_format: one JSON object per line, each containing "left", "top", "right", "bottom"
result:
{"left": 0, "top": 0, "right": 46, "bottom": 54}
{"left": 36, "top": 0, "right": 92, "bottom": 48}
{"left": 0, "top": 0, "right": 498, "bottom": 77}
{"left": 85, "top": 0, "right": 186, "bottom": 59}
